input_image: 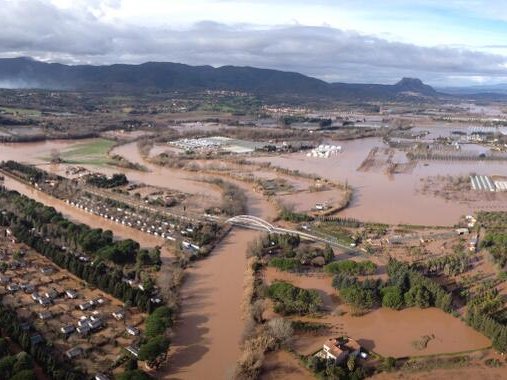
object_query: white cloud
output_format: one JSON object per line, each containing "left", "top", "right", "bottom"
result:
{"left": 1, "top": 0, "right": 507, "bottom": 85}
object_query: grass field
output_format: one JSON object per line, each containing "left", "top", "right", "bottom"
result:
{"left": 0, "top": 106, "right": 41, "bottom": 117}
{"left": 59, "top": 138, "right": 116, "bottom": 165}
{"left": 313, "top": 223, "right": 356, "bottom": 245}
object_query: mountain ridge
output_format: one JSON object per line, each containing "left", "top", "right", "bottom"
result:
{"left": 0, "top": 57, "right": 444, "bottom": 100}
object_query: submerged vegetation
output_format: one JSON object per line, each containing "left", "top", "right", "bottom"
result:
{"left": 207, "top": 178, "right": 248, "bottom": 216}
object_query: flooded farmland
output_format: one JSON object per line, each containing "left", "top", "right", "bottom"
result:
{"left": 265, "top": 268, "right": 490, "bottom": 358}
{"left": 0, "top": 134, "right": 503, "bottom": 378}
{"left": 0, "top": 140, "right": 80, "bottom": 164}
{"left": 253, "top": 137, "right": 507, "bottom": 225}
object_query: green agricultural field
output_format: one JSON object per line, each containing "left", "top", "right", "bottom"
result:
{"left": 59, "top": 138, "right": 116, "bottom": 165}
{"left": 0, "top": 106, "right": 42, "bottom": 117}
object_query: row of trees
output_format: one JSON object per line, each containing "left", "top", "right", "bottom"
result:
{"left": 144, "top": 306, "right": 172, "bottom": 338}
{"left": 477, "top": 211, "right": 507, "bottom": 267}
{"left": 414, "top": 253, "right": 471, "bottom": 276}
{"left": 466, "top": 309, "right": 507, "bottom": 353}
{"left": 325, "top": 260, "right": 377, "bottom": 276}
{"left": 466, "top": 285, "right": 504, "bottom": 318}
{"left": 279, "top": 205, "right": 314, "bottom": 223}
{"left": 481, "top": 231, "right": 507, "bottom": 267}
{"left": 0, "top": 338, "right": 36, "bottom": 380}
{"left": 0, "top": 188, "right": 148, "bottom": 265}
{"left": 0, "top": 303, "right": 84, "bottom": 380}
{"left": 1, "top": 160, "right": 53, "bottom": 183}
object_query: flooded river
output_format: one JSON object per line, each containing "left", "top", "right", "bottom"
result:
{"left": 163, "top": 229, "right": 260, "bottom": 379}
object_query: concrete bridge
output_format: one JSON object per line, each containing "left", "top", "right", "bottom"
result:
{"left": 226, "top": 214, "right": 357, "bottom": 252}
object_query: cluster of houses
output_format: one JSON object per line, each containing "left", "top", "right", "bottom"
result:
{"left": 65, "top": 197, "right": 202, "bottom": 253}
{"left": 306, "top": 144, "right": 342, "bottom": 158}
{"left": 0, "top": 229, "right": 146, "bottom": 378}
{"left": 31, "top": 287, "right": 76, "bottom": 307}
{"left": 60, "top": 303, "right": 140, "bottom": 339}
{"left": 1, "top": 264, "right": 59, "bottom": 300}
{"left": 170, "top": 136, "right": 232, "bottom": 152}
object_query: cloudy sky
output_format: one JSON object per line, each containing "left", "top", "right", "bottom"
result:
{"left": 2, "top": 0, "right": 507, "bottom": 86}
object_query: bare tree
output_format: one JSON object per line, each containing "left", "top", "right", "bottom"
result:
{"left": 251, "top": 299, "right": 265, "bottom": 324}
{"left": 50, "top": 149, "right": 62, "bottom": 163}
{"left": 267, "top": 318, "right": 293, "bottom": 347}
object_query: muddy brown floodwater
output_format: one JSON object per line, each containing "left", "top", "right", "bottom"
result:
{"left": 253, "top": 137, "right": 507, "bottom": 226}
{"left": 261, "top": 350, "right": 313, "bottom": 380}
{"left": 0, "top": 140, "right": 79, "bottom": 164}
{"left": 112, "top": 142, "right": 276, "bottom": 221}
{"left": 162, "top": 229, "right": 261, "bottom": 379}
{"left": 110, "top": 142, "right": 278, "bottom": 377}
{"left": 0, "top": 139, "right": 224, "bottom": 206}
{"left": 372, "top": 365, "right": 507, "bottom": 380}
{"left": 264, "top": 268, "right": 490, "bottom": 358}
{"left": 0, "top": 140, "right": 291, "bottom": 378}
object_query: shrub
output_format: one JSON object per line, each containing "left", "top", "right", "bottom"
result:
{"left": 138, "top": 336, "right": 170, "bottom": 362}
{"left": 145, "top": 306, "right": 173, "bottom": 338}
{"left": 269, "top": 257, "right": 300, "bottom": 272}
{"left": 381, "top": 286, "right": 404, "bottom": 309}
{"left": 267, "top": 318, "right": 293, "bottom": 346}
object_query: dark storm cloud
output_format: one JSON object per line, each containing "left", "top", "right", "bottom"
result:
{"left": 1, "top": 0, "right": 507, "bottom": 84}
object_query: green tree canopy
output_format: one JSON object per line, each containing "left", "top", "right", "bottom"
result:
{"left": 138, "top": 336, "right": 170, "bottom": 362}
